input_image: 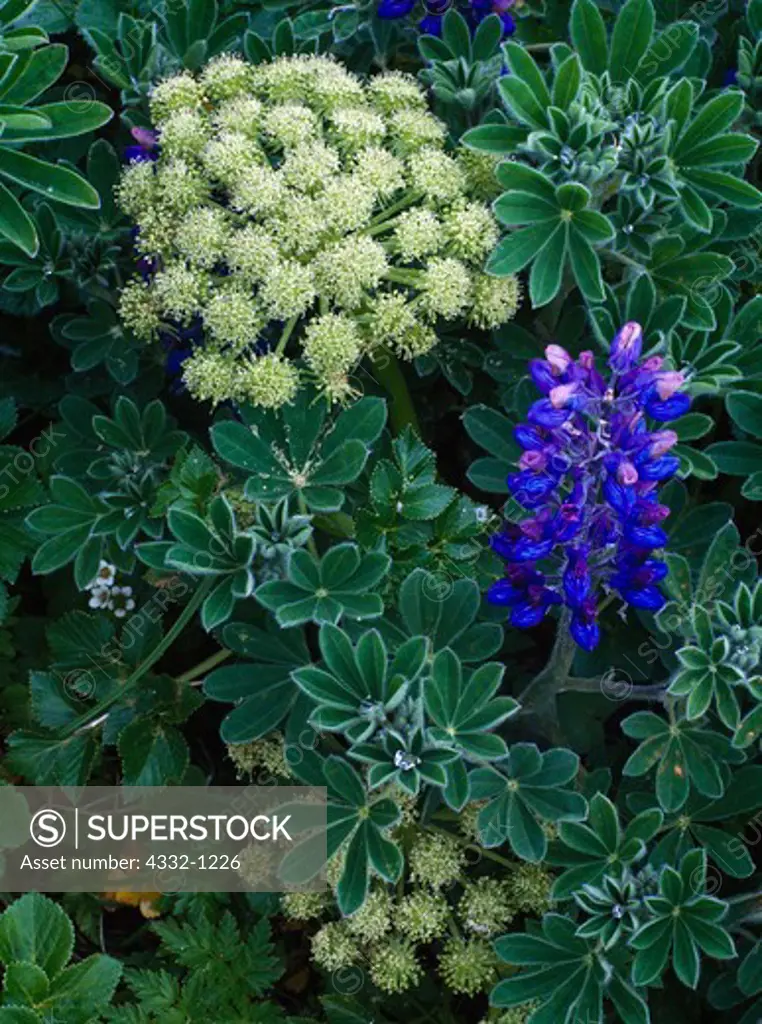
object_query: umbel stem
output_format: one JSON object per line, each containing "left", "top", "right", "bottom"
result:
{"left": 368, "top": 344, "right": 421, "bottom": 435}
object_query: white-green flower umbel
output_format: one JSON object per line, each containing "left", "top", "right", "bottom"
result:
{"left": 118, "top": 53, "right": 520, "bottom": 409}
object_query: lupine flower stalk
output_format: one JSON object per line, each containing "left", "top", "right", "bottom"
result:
{"left": 487, "top": 323, "right": 691, "bottom": 650}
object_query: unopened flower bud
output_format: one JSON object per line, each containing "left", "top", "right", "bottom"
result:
{"left": 609, "top": 321, "right": 643, "bottom": 371}
{"left": 655, "top": 372, "right": 685, "bottom": 401}
{"left": 545, "top": 344, "right": 572, "bottom": 374}
{"left": 649, "top": 430, "right": 678, "bottom": 457}
{"left": 549, "top": 383, "right": 577, "bottom": 409}
{"left": 617, "top": 461, "right": 639, "bottom": 485}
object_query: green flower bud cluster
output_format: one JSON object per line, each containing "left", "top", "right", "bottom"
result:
{"left": 117, "top": 54, "right": 520, "bottom": 409}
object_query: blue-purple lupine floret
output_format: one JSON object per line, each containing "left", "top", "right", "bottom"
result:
{"left": 487, "top": 323, "right": 690, "bottom": 651}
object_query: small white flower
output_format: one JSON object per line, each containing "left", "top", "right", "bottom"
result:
{"left": 88, "top": 585, "right": 111, "bottom": 610}
{"left": 89, "top": 560, "right": 116, "bottom": 589}
{"left": 109, "top": 586, "right": 136, "bottom": 619}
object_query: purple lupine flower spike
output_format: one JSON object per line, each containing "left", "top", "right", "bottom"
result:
{"left": 486, "top": 324, "right": 691, "bottom": 650}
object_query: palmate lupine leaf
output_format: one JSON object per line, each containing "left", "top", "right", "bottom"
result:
{"left": 278, "top": 755, "right": 403, "bottom": 915}
{"left": 256, "top": 544, "right": 391, "bottom": 628}
{"left": 631, "top": 849, "right": 736, "bottom": 989}
{"left": 492, "top": 912, "right": 649, "bottom": 1024}
{"left": 470, "top": 743, "right": 587, "bottom": 859}
{"left": 546, "top": 793, "right": 663, "bottom": 899}
{"left": 212, "top": 394, "right": 385, "bottom": 514}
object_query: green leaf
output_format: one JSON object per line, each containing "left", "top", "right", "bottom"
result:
{"left": 497, "top": 76, "right": 548, "bottom": 129}
{"left": 609, "top": 0, "right": 655, "bottom": 82}
{"left": 503, "top": 42, "right": 550, "bottom": 108}
{"left": 0, "top": 892, "right": 74, "bottom": 977}
{"left": 685, "top": 169, "right": 762, "bottom": 208}
{"left": 680, "top": 186, "right": 712, "bottom": 233}
{"left": 0, "top": 148, "right": 99, "bottom": 208}
{"left": 707, "top": 441, "right": 762, "bottom": 475}
{"left": 3, "top": 962, "right": 49, "bottom": 1005}
{"left": 570, "top": 0, "right": 608, "bottom": 74}
{"left": 675, "top": 92, "right": 745, "bottom": 158}
{"left": 727, "top": 391, "right": 762, "bottom": 439}
{"left": 118, "top": 719, "right": 188, "bottom": 786}
{"left": 552, "top": 54, "right": 581, "bottom": 107}
{"left": 0, "top": 178, "right": 36, "bottom": 255}
{"left": 568, "top": 227, "right": 604, "bottom": 301}
{"left": 462, "top": 123, "right": 525, "bottom": 154}
{"left": 441, "top": 7, "right": 471, "bottom": 59}
{"left": 489, "top": 222, "right": 559, "bottom": 274}
{"left": 634, "top": 21, "right": 698, "bottom": 85}
{"left": 528, "top": 224, "right": 566, "bottom": 306}
{"left": 46, "top": 954, "right": 122, "bottom": 1018}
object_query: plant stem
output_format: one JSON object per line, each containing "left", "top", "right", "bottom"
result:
{"left": 368, "top": 344, "right": 421, "bottom": 435}
{"left": 275, "top": 315, "right": 299, "bottom": 356}
{"left": 176, "top": 647, "right": 232, "bottom": 684}
{"left": 364, "top": 190, "right": 424, "bottom": 230}
{"left": 65, "top": 578, "right": 215, "bottom": 738}
{"left": 517, "top": 608, "right": 576, "bottom": 741}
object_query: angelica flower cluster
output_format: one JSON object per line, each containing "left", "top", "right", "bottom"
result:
{"left": 299, "top": 826, "right": 553, "bottom": 996}
{"left": 117, "top": 53, "right": 520, "bottom": 409}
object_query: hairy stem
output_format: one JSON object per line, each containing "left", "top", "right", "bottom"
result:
{"left": 517, "top": 608, "right": 577, "bottom": 741}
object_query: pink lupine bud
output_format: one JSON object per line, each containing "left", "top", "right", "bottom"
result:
{"left": 520, "top": 450, "right": 547, "bottom": 471}
{"left": 578, "top": 351, "right": 595, "bottom": 370}
{"left": 609, "top": 322, "right": 643, "bottom": 371}
{"left": 131, "top": 127, "right": 158, "bottom": 149}
{"left": 617, "top": 461, "right": 639, "bottom": 485}
{"left": 655, "top": 372, "right": 685, "bottom": 401}
{"left": 545, "top": 344, "right": 572, "bottom": 374}
{"left": 650, "top": 430, "right": 678, "bottom": 457}
{"left": 642, "top": 356, "right": 663, "bottom": 372}
{"left": 549, "top": 383, "right": 577, "bottom": 408}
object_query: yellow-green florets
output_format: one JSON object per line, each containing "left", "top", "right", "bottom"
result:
{"left": 346, "top": 888, "right": 393, "bottom": 943}
{"left": 409, "top": 831, "right": 466, "bottom": 889}
{"left": 201, "top": 54, "right": 256, "bottom": 101}
{"left": 438, "top": 937, "right": 497, "bottom": 995}
{"left": 368, "top": 937, "right": 423, "bottom": 994}
{"left": 470, "top": 274, "right": 522, "bottom": 330}
{"left": 311, "top": 922, "right": 360, "bottom": 971}
{"left": 420, "top": 258, "right": 473, "bottom": 321}
{"left": 118, "top": 280, "right": 161, "bottom": 341}
{"left": 118, "top": 55, "right": 521, "bottom": 410}
{"left": 506, "top": 863, "right": 554, "bottom": 916}
{"left": 159, "top": 110, "right": 210, "bottom": 160}
{"left": 281, "top": 890, "right": 330, "bottom": 921}
{"left": 394, "top": 890, "right": 450, "bottom": 942}
{"left": 239, "top": 353, "right": 300, "bottom": 409}
{"left": 150, "top": 72, "right": 204, "bottom": 122}
{"left": 458, "top": 878, "right": 515, "bottom": 936}
{"left": 226, "top": 734, "right": 290, "bottom": 778}
{"left": 175, "top": 206, "right": 231, "bottom": 268}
